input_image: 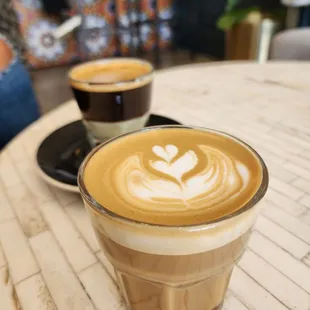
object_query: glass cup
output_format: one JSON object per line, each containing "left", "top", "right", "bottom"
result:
{"left": 78, "top": 126, "right": 269, "bottom": 310}
{"left": 69, "top": 58, "right": 154, "bottom": 147}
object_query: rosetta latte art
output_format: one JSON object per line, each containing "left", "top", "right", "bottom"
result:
{"left": 115, "top": 144, "right": 250, "bottom": 212}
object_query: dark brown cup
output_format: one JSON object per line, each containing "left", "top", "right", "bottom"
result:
{"left": 69, "top": 58, "right": 154, "bottom": 146}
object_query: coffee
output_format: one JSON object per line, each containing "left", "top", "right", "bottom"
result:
{"left": 79, "top": 126, "right": 268, "bottom": 310}
{"left": 95, "top": 227, "right": 251, "bottom": 310}
{"left": 83, "top": 127, "right": 263, "bottom": 225}
{"left": 69, "top": 58, "right": 153, "bottom": 145}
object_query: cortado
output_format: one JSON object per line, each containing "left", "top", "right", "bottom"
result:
{"left": 79, "top": 126, "right": 268, "bottom": 310}
{"left": 69, "top": 58, "right": 153, "bottom": 144}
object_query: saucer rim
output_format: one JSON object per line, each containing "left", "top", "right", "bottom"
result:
{"left": 36, "top": 114, "right": 181, "bottom": 193}
{"left": 35, "top": 161, "right": 80, "bottom": 193}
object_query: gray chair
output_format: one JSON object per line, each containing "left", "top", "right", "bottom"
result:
{"left": 270, "top": 27, "right": 310, "bottom": 60}
{"left": 270, "top": 0, "right": 310, "bottom": 60}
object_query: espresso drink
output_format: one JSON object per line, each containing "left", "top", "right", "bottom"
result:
{"left": 69, "top": 58, "right": 153, "bottom": 145}
{"left": 79, "top": 127, "right": 268, "bottom": 310}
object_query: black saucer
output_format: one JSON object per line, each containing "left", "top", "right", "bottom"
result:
{"left": 36, "top": 114, "right": 181, "bottom": 192}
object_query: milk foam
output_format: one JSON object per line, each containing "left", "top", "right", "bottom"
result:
{"left": 81, "top": 127, "right": 267, "bottom": 255}
{"left": 88, "top": 202, "right": 260, "bottom": 255}
{"left": 115, "top": 144, "right": 250, "bottom": 212}
{"left": 83, "top": 113, "right": 149, "bottom": 145}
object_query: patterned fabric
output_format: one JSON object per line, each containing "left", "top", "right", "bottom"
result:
{"left": 77, "top": 13, "right": 115, "bottom": 59}
{"left": 19, "top": 0, "right": 42, "bottom": 9}
{"left": 12, "top": 0, "right": 174, "bottom": 68}
{"left": 117, "top": 0, "right": 173, "bottom": 53}
{"left": 13, "top": 0, "right": 78, "bottom": 68}
{"left": 27, "top": 20, "right": 67, "bottom": 61}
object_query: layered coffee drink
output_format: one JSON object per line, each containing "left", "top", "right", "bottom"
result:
{"left": 79, "top": 126, "right": 268, "bottom": 310}
{"left": 69, "top": 58, "right": 153, "bottom": 145}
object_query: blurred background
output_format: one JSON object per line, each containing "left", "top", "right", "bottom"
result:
{"left": 2, "top": 0, "right": 310, "bottom": 147}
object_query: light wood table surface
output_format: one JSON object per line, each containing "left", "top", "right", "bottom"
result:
{"left": 1, "top": 62, "right": 310, "bottom": 310}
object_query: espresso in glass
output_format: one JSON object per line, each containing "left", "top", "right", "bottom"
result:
{"left": 69, "top": 58, "right": 153, "bottom": 146}
{"left": 79, "top": 126, "right": 268, "bottom": 310}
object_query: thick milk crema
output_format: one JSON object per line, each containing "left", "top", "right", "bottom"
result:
{"left": 81, "top": 127, "right": 267, "bottom": 255}
{"left": 69, "top": 58, "right": 153, "bottom": 92}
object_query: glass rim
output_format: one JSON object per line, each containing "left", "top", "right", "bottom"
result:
{"left": 68, "top": 57, "right": 154, "bottom": 86}
{"left": 78, "top": 125, "right": 269, "bottom": 229}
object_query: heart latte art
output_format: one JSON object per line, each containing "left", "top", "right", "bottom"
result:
{"left": 83, "top": 128, "right": 263, "bottom": 225}
{"left": 117, "top": 144, "right": 249, "bottom": 212}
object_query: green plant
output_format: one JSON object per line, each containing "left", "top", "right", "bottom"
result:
{"left": 217, "top": 0, "right": 285, "bottom": 31}
{"left": 217, "top": 0, "right": 259, "bottom": 31}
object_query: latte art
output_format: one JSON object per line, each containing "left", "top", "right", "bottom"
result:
{"left": 115, "top": 144, "right": 249, "bottom": 213}
{"left": 81, "top": 126, "right": 268, "bottom": 310}
{"left": 83, "top": 127, "right": 263, "bottom": 225}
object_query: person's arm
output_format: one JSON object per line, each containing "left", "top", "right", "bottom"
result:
{"left": 0, "top": 38, "right": 13, "bottom": 71}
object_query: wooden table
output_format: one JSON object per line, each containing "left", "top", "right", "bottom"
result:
{"left": 1, "top": 62, "right": 310, "bottom": 310}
